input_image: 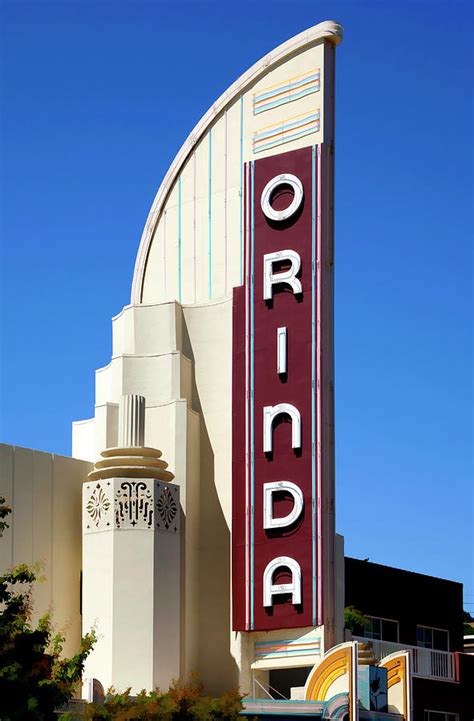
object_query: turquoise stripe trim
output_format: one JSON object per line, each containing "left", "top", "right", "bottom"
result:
{"left": 254, "top": 124, "right": 319, "bottom": 153}
{"left": 239, "top": 96, "right": 243, "bottom": 285}
{"left": 208, "top": 129, "right": 212, "bottom": 299}
{"left": 254, "top": 85, "right": 319, "bottom": 115}
{"left": 255, "top": 638, "right": 320, "bottom": 647}
{"left": 311, "top": 145, "right": 317, "bottom": 625}
{"left": 255, "top": 648, "right": 320, "bottom": 654}
{"left": 178, "top": 175, "right": 182, "bottom": 303}
{"left": 245, "top": 700, "right": 322, "bottom": 706}
{"left": 254, "top": 72, "right": 320, "bottom": 102}
{"left": 250, "top": 161, "right": 255, "bottom": 630}
{"left": 254, "top": 113, "right": 319, "bottom": 141}
{"left": 242, "top": 712, "right": 321, "bottom": 717}
{"left": 255, "top": 649, "right": 320, "bottom": 657}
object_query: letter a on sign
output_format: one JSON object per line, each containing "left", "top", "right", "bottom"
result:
{"left": 263, "top": 556, "right": 302, "bottom": 607}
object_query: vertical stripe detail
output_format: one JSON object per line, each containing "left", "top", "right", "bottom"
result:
{"left": 250, "top": 160, "right": 255, "bottom": 630}
{"left": 316, "top": 144, "right": 323, "bottom": 626}
{"left": 193, "top": 152, "right": 197, "bottom": 304}
{"left": 244, "top": 161, "right": 251, "bottom": 630}
{"left": 311, "top": 145, "right": 316, "bottom": 625}
{"left": 240, "top": 95, "right": 244, "bottom": 285}
{"left": 178, "top": 175, "right": 182, "bottom": 303}
{"left": 163, "top": 209, "right": 167, "bottom": 299}
{"left": 224, "top": 110, "right": 228, "bottom": 295}
{"left": 208, "top": 129, "right": 213, "bottom": 299}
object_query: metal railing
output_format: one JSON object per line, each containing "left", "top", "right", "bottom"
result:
{"left": 252, "top": 675, "right": 289, "bottom": 700}
{"left": 352, "top": 636, "right": 456, "bottom": 681}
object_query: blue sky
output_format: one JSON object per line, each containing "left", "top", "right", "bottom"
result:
{"left": 1, "top": 1, "right": 472, "bottom": 608}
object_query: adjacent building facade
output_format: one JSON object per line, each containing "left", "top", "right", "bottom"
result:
{"left": 0, "top": 20, "right": 472, "bottom": 720}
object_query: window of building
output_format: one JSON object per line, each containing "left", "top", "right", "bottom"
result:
{"left": 424, "top": 711, "right": 458, "bottom": 721}
{"left": 362, "top": 616, "right": 399, "bottom": 642}
{"left": 268, "top": 667, "right": 312, "bottom": 700}
{"left": 416, "top": 626, "right": 449, "bottom": 651}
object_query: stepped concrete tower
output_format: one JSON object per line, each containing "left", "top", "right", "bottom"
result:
{"left": 82, "top": 394, "right": 180, "bottom": 693}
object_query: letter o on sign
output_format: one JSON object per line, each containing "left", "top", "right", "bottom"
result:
{"left": 260, "top": 173, "right": 304, "bottom": 222}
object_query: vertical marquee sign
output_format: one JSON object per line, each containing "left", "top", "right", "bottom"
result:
{"left": 232, "top": 144, "right": 335, "bottom": 633}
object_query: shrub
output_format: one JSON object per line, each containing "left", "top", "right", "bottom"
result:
{"left": 0, "top": 496, "right": 96, "bottom": 721}
{"left": 83, "top": 678, "right": 243, "bottom": 721}
{"left": 344, "top": 605, "right": 369, "bottom": 634}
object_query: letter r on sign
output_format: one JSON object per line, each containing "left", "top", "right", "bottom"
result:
{"left": 263, "top": 250, "right": 302, "bottom": 300}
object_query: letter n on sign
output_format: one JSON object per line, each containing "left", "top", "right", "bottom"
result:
{"left": 232, "top": 146, "right": 335, "bottom": 632}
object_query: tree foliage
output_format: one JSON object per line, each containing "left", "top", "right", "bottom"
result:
{"left": 463, "top": 610, "right": 474, "bottom": 637}
{"left": 82, "top": 679, "right": 243, "bottom": 721}
{"left": 344, "top": 605, "right": 369, "bottom": 634}
{"left": 0, "top": 494, "right": 11, "bottom": 536}
{"left": 0, "top": 496, "right": 96, "bottom": 721}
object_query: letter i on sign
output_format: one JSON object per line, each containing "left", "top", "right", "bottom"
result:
{"left": 277, "top": 327, "right": 287, "bottom": 375}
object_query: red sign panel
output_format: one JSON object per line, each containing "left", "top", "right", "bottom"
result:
{"left": 232, "top": 145, "right": 334, "bottom": 632}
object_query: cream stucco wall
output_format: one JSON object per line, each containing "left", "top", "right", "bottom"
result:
{"left": 0, "top": 444, "right": 92, "bottom": 656}
{"left": 73, "top": 299, "right": 238, "bottom": 693}
{"left": 72, "top": 301, "right": 206, "bottom": 686}
{"left": 82, "top": 478, "right": 181, "bottom": 694}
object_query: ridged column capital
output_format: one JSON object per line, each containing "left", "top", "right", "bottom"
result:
{"left": 118, "top": 394, "right": 145, "bottom": 447}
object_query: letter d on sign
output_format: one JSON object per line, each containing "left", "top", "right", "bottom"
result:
{"left": 263, "top": 481, "right": 304, "bottom": 529}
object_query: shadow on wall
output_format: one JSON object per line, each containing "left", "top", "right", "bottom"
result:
{"left": 198, "top": 416, "right": 239, "bottom": 693}
{"left": 182, "top": 312, "right": 239, "bottom": 694}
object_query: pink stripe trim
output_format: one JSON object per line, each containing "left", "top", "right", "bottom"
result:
{"left": 244, "top": 162, "right": 251, "bottom": 630}
{"left": 317, "top": 146, "right": 323, "bottom": 625}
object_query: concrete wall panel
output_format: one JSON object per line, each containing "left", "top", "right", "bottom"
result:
{"left": 0, "top": 446, "right": 91, "bottom": 657}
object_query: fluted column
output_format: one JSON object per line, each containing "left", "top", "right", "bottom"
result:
{"left": 82, "top": 394, "right": 180, "bottom": 694}
{"left": 118, "top": 394, "right": 145, "bottom": 447}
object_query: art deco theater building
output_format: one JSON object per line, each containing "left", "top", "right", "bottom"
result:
{"left": 1, "top": 20, "right": 472, "bottom": 720}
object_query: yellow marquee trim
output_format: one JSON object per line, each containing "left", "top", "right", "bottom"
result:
{"left": 305, "top": 646, "right": 350, "bottom": 701}
{"left": 382, "top": 657, "right": 403, "bottom": 688}
{"left": 318, "top": 660, "right": 347, "bottom": 700}
{"left": 380, "top": 652, "right": 410, "bottom": 720}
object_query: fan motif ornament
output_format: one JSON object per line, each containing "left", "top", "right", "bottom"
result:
{"left": 86, "top": 484, "right": 111, "bottom": 527}
{"left": 157, "top": 486, "right": 178, "bottom": 531}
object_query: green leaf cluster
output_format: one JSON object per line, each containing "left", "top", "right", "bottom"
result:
{"left": 0, "top": 495, "right": 11, "bottom": 536}
{"left": 344, "top": 605, "right": 369, "bottom": 634}
{"left": 82, "top": 679, "right": 243, "bottom": 721}
{"left": 0, "top": 497, "right": 96, "bottom": 720}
